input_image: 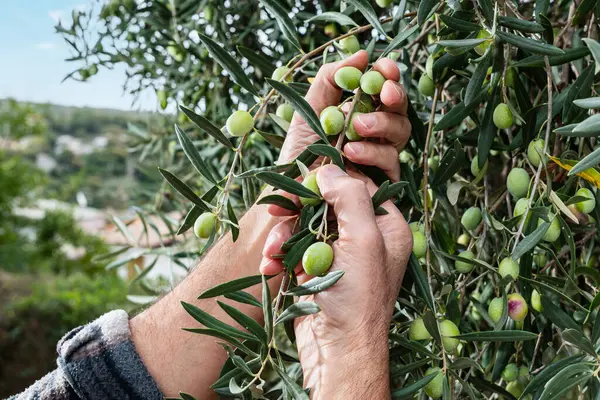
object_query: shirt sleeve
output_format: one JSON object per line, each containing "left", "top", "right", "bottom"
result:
{"left": 9, "top": 310, "right": 163, "bottom": 400}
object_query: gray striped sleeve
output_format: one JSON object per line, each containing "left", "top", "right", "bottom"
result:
{"left": 9, "top": 310, "right": 163, "bottom": 400}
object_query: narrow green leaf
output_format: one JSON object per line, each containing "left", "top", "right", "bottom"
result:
{"left": 471, "top": 377, "right": 516, "bottom": 400}
{"left": 574, "top": 97, "right": 600, "bottom": 109}
{"left": 236, "top": 45, "right": 276, "bottom": 77}
{"left": 307, "top": 11, "right": 359, "bottom": 27}
{"left": 563, "top": 64, "right": 595, "bottom": 123}
{"left": 409, "top": 254, "right": 435, "bottom": 310}
{"left": 512, "top": 47, "right": 590, "bottom": 68}
{"left": 562, "top": 328, "right": 597, "bottom": 356}
{"left": 223, "top": 291, "right": 262, "bottom": 308}
{"left": 262, "top": 275, "right": 273, "bottom": 343}
{"left": 389, "top": 333, "right": 441, "bottom": 359}
{"left": 438, "top": 14, "right": 480, "bottom": 32}
{"left": 346, "top": 0, "right": 387, "bottom": 36}
{"left": 451, "top": 330, "right": 538, "bottom": 341}
{"left": 418, "top": 0, "right": 440, "bottom": 26}
{"left": 285, "top": 270, "right": 345, "bottom": 296}
{"left": 236, "top": 164, "right": 291, "bottom": 179}
{"left": 434, "top": 91, "right": 488, "bottom": 131}
{"left": 539, "top": 364, "right": 593, "bottom": 400}
{"left": 573, "top": 114, "right": 600, "bottom": 134}
{"left": 256, "top": 171, "right": 320, "bottom": 198}
{"left": 437, "top": 38, "right": 488, "bottom": 48}
{"left": 217, "top": 301, "right": 268, "bottom": 345}
{"left": 197, "top": 33, "right": 259, "bottom": 96}
{"left": 282, "top": 234, "right": 315, "bottom": 271}
{"left": 583, "top": 39, "right": 600, "bottom": 74}
{"left": 109, "top": 215, "right": 135, "bottom": 245}
{"left": 275, "top": 301, "right": 320, "bottom": 325}
{"left": 478, "top": 0, "right": 494, "bottom": 21}
{"left": 391, "top": 373, "right": 438, "bottom": 398}
{"left": 175, "top": 124, "right": 216, "bottom": 183}
{"left": 182, "top": 328, "right": 255, "bottom": 355}
{"left": 269, "top": 112, "right": 291, "bottom": 132}
{"left": 541, "top": 295, "right": 582, "bottom": 332}
{"left": 158, "top": 168, "right": 211, "bottom": 211}
{"left": 573, "top": 0, "right": 597, "bottom": 25}
{"left": 569, "top": 146, "right": 600, "bottom": 176}
{"left": 512, "top": 222, "right": 550, "bottom": 260}
{"left": 497, "top": 31, "right": 565, "bottom": 55}
{"left": 258, "top": 0, "right": 302, "bottom": 51}
{"left": 254, "top": 129, "right": 285, "bottom": 148}
{"left": 499, "top": 16, "right": 545, "bottom": 33}
{"left": 432, "top": 140, "right": 467, "bottom": 185}
{"left": 307, "top": 144, "right": 345, "bottom": 171}
{"left": 226, "top": 199, "right": 239, "bottom": 242}
{"left": 266, "top": 78, "right": 328, "bottom": 142}
{"left": 379, "top": 24, "right": 419, "bottom": 59}
{"left": 465, "top": 51, "right": 492, "bottom": 107}
{"left": 477, "top": 85, "right": 499, "bottom": 169}
{"left": 257, "top": 194, "right": 300, "bottom": 212}
{"left": 198, "top": 275, "right": 267, "bottom": 299}
{"left": 522, "top": 355, "right": 585, "bottom": 397}
{"left": 181, "top": 301, "right": 257, "bottom": 341}
{"left": 273, "top": 363, "right": 309, "bottom": 400}
{"left": 449, "top": 357, "right": 483, "bottom": 371}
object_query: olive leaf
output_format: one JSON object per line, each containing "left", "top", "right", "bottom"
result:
{"left": 345, "top": 0, "right": 387, "bottom": 37}
{"left": 285, "top": 270, "right": 345, "bottom": 296}
{"left": 256, "top": 171, "right": 320, "bottom": 198}
{"left": 307, "top": 12, "right": 358, "bottom": 27}
{"left": 391, "top": 373, "right": 439, "bottom": 398}
{"left": 451, "top": 330, "right": 538, "bottom": 341}
{"left": 236, "top": 45, "right": 276, "bottom": 77}
{"left": 496, "top": 31, "right": 565, "bottom": 55}
{"left": 257, "top": 0, "right": 301, "bottom": 51}
{"left": 180, "top": 301, "right": 257, "bottom": 342}
{"left": 274, "top": 301, "right": 320, "bottom": 325}
{"left": 498, "top": 16, "right": 545, "bottom": 33}
{"left": 379, "top": 24, "right": 419, "bottom": 59}
{"left": 256, "top": 194, "right": 300, "bottom": 211}
{"left": 175, "top": 124, "right": 217, "bottom": 183}
{"left": 158, "top": 168, "right": 212, "bottom": 212}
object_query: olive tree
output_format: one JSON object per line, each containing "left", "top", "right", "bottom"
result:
{"left": 59, "top": 0, "right": 600, "bottom": 398}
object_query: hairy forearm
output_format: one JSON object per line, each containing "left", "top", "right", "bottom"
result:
{"left": 130, "top": 202, "right": 281, "bottom": 398}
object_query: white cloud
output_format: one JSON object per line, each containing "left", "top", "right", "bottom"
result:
{"left": 35, "top": 42, "right": 57, "bottom": 50}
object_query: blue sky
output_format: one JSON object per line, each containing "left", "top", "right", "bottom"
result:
{"left": 0, "top": 1, "right": 155, "bottom": 111}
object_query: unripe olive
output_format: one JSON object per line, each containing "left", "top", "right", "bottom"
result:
{"left": 346, "top": 113, "right": 363, "bottom": 141}
{"left": 339, "top": 36, "right": 360, "bottom": 54}
{"left": 493, "top": 103, "right": 514, "bottom": 129}
{"left": 502, "top": 363, "right": 519, "bottom": 382}
{"left": 513, "top": 198, "right": 529, "bottom": 218}
{"left": 302, "top": 242, "right": 334, "bottom": 276}
{"left": 426, "top": 55, "right": 435, "bottom": 78}
{"left": 399, "top": 150, "right": 414, "bottom": 164}
{"left": 542, "top": 346, "right": 556, "bottom": 365}
{"left": 428, "top": 156, "right": 440, "bottom": 171}
{"left": 470, "top": 155, "right": 488, "bottom": 176}
{"left": 424, "top": 367, "right": 445, "bottom": 399}
{"left": 376, "top": 0, "right": 393, "bottom": 7}
{"left": 409, "top": 222, "right": 425, "bottom": 234}
{"left": 88, "top": 64, "right": 98, "bottom": 76}
{"left": 319, "top": 106, "right": 345, "bottom": 136}
{"left": 540, "top": 213, "right": 561, "bottom": 242}
{"left": 531, "top": 289, "right": 543, "bottom": 312}
{"left": 461, "top": 207, "right": 482, "bottom": 231}
{"left": 408, "top": 317, "right": 432, "bottom": 341}
{"left": 505, "top": 68, "right": 516, "bottom": 88}
{"left": 226, "top": 110, "right": 254, "bottom": 137}
{"left": 507, "top": 293, "right": 528, "bottom": 322}
{"left": 533, "top": 252, "right": 547, "bottom": 268}
{"left": 334, "top": 66, "right": 363, "bottom": 91}
{"left": 457, "top": 233, "right": 470, "bottom": 246}
{"left": 575, "top": 188, "right": 596, "bottom": 214}
{"left": 439, "top": 319, "right": 460, "bottom": 352}
{"left": 356, "top": 94, "right": 376, "bottom": 113}
{"left": 519, "top": 366, "right": 529, "bottom": 379}
{"left": 300, "top": 174, "right": 322, "bottom": 207}
{"left": 412, "top": 231, "right": 427, "bottom": 259}
{"left": 507, "top": 168, "right": 530, "bottom": 199}
{"left": 272, "top": 66, "right": 292, "bottom": 82}
{"left": 276, "top": 103, "right": 294, "bottom": 123}
{"left": 360, "top": 71, "right": 386, "bottom": 95}
{"left": 498, "top": 257, "right": 519, "bottom": 280}
{"left": 418, "top": 74, "right": 435, "bottom": 97}
{"left": 455, "top": 250, "right": 475, "bottom": 273}
{"left": 506, "top": 381, "right": 524, "bottom": 397}
{"left": 324, "top": 23, "right": 338, "bottom": 38}
{"left": 488, "top": 297, "right": 504, "bottom": 324}
{"left": 194, "top": 212, "right": 217, "bottom": 239}
{"left": 204, "top": 5, "right": 214, "bottom": 21}
{"left": 474, "top": 30, "right": 492, "bottom": 55}
{"left": 527, "top": 139, "right": 545, "bottom": 168}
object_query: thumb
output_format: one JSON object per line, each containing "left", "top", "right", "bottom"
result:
{"left": 316, "top": 165, "right": 380, "bottom": 243}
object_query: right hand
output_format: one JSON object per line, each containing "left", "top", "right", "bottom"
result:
{"left": 260, "top": 165, "right": 413, "bottom": 398}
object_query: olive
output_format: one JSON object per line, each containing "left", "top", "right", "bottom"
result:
{"left": 334, "top": 66, "right": 363, "bottom": 91}
{"left": 424, "top": 367, "right": 445, "bottom": 399}
{"left": 488, "top": 297, "right": 504, "bottom": 324}
{"left": 346, "top": 113, "right": 363, "bottom": 141}
{"left": 502, "top": 363, "right": 519, "bottom": 382}
{"left": 299, "top": 174, "right": 323, "bottom": 207}
{"left": 498, "top": 257, "right": 519, "bottom": 280}
{"left": 319, "top": 106, "right": 345, "bottom": 136}
{"left": 455, "top": 250, "right": 475, "bottom": 274}
{"left": 194, "top": 212, "right": 217, "bottom": 239}
{"left": 302, "top": 242, "right": 334, "bottom": 276}
{"left": 474, "top": 30, "right": 492, "bottom": 55}
{"left": 470, "top": 155, "right": 488, "bottom": 176}
{"left": 507, "top": 293, "right": 528, "bottom": 322}
{"left": 506, "top": 168, "right": 530, "bottom": 199}
{"left": 461, "top": 207, "right": 482, "bottom": 231}
{"left": 412, "top": 231, "right": 427, "bottom": 259}
{"left": 575, "top": 188, "right": 595, "bottom": 214}
{"left": 339, "top": 36, "right": 360, "bottom": 54}
{"left": 408, "top": 317, "right": 432, "bottom": 341}
{"left": 360, "top": 71, "right": 386, "bottom": 95}
{"left": 539, "top": 213, "right": 561, "bottom": 242}
{"left": 226, "top": 110, "right": 254, "bottom": 137}
{"left": 493, "top": 103, "right": 514, "bottom": 129}
{"left": 271, "top": 66, "right": 292, "bottom": 82}
{"left": 513, "top": 198, "right": 529, "bottom": 218}
{"left": 439, "top": 319, "right": 460, "bottom": 352}
{"left": 527, "top": 139, "right": 545, "bottom": 168}
{"left": 418, "top": 73, "right": 435, "bottom": 97}
{"left": 276, "top": 103, "right": 294, "bottom": 123}
{"left": 531, "top": 289, "right": 543, "bottom": 312}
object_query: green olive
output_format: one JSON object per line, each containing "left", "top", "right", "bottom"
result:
{"left": 498, "top": 257, "right": 519, "bottom": 280}
{"left": 455, "top": 250, "right": 475, "bottom": 274}
{"left": 519, "top": 365, "right": 529, "bottom": 379}
{"left": 418, "top": 73, "right": 435, "bottom": 97}
{"left": 488, "top": 297, "right": 504, "bottom": 324}
{"left": 457, "top": 233, "right": 470, "bottom": 246}
{"left": 539, "top": 213, "right": 561, "bottom": 242}
{"left": 339, "top": 36, "right": 360, "bottom": 54}
{"left": 507, "top": 293, "right": 528, "bottom": 322}
{"left": 194, "top": 212, "right": 217, "bottom": 239}
{"left": 428, "top": 156, "right": 440, "bottom": 171}
{"left": 346, "top": 112, "right": 363, "bottom": 141}
{"left": 167, "top": 44, "right": 184, "bottom": 62}
{"left": 300, "top": 174, "right": 323, "bottom": 207}
{"left": 376, "top": 0, "right": 393, "bottom": 7}
{"left": 271, "top": 66, "right": 292, "bottom": 82}
{"left": 493, "top": 103, "right": 514, "bottom": 129}
{"left": 470, "top": 155, "right": 488, "bottom": 176}
{"left": 502, "top": 363, "right": 519, "bottom": 382}
{"left": 412, "top": 231, "right": 427, "bottom": 259}
{"left": 409, "top": 221, "right": 425, "bottom": 234}
{"left": 157, "top": 89, "right": 167, "bottom": 110}
{"left": 319, "top": 106, "right": 345, "bottom": 136}
{"left": 324, "top": 23, "right": 338, "bottom": 38}
{"left": 461, "top": 207, "right": 482, "bottom": 231}
{"left": 360, "top": 71, "right": 386, "bottom": 95}
{"left": 399, "top": 150, "right": 415, "bottom": 164}
{"left": 226, "top": 110, "right": 254, "bottom": 137}
{"left": 356, "top": 94, "right": 376, "bottom": 113}
{"left": 506, "top": 381, "right": 524, "bottom": 397}
{"left": 439, "top": 319, "right": 460, "bottom": 352}
{"left": 575, "top": 188, "right": 596, "bottom": 214}
{"left": 531, "top": 289, "right": 543, "bottom": 312}
{"left": 527, "top": 139, "right": 545, "bottom": 168}
{"left": 513, "top": 198, "right": 529, "bottom": 218}
{"left": 424, "top": 367, "right": 445, "bottom": 399}
{"left": 334, "top": 66, "right": 363, "bottom": 91}
{"left": 408, "top": 317, "right": 432, "bottom": 341}
{"left": 542, "top": 346, "right": 556, "bottom": 365}
{"left": 426, "top": 55, "right": 435, "bottom": 78}
{"left": 474, "top": 30, "right": 492, "bottom": 55}
{"left": 276, "top": 103, "right": 294, "bottom": 123}
{"left": 302, "top": 242, "right": 334, "bottom": 276}
{"left": 533, "top": 252, "right": 547, "bottom": 268}
{"left": 506, "top": 168, "right": 530, "bottom": 199}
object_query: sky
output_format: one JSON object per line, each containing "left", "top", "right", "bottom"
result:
{"left": 0, "top": 1, "right": 156, "bottom": 111}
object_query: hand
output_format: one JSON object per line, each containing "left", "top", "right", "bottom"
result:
{"left": 260, "top": 165, "right": 413, "bottom": 398}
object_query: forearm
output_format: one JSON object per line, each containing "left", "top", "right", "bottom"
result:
{"left": 130, "top": 202, "right": 281, "bottom": 398}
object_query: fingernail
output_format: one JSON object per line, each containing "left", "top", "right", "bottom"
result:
{"left": 347, "top": 142, "right": 364, "bottom": 155}
{"left": 357, "top": 114, "right": 376, "bottom": 129}
{"left": 319, "top": 164, "right": 347, "bottom": 179}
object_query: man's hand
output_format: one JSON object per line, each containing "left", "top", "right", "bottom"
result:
{"left": 260, "top": 165, "right": 413, "bottom": 398}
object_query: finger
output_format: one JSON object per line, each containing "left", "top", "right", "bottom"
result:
{"left": 344, "top": 142, "right": 401, "bottom": 182}
{"left": 303, "top": 50, "right": 369, "bottom": 116}
{"left": 379, "top": 81, "right": 408, "bottom": 115}
{"left": 259, "top": 219, "right": 295, "bottom": 275}
{"left": 316, "top": 165, "right": 381, "bottom": 244}
{"left": 373, "top": 58, "right": 401, "bottom": 82}
{"left": 352, "top": 112, "right": 411, "bottom": 147}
